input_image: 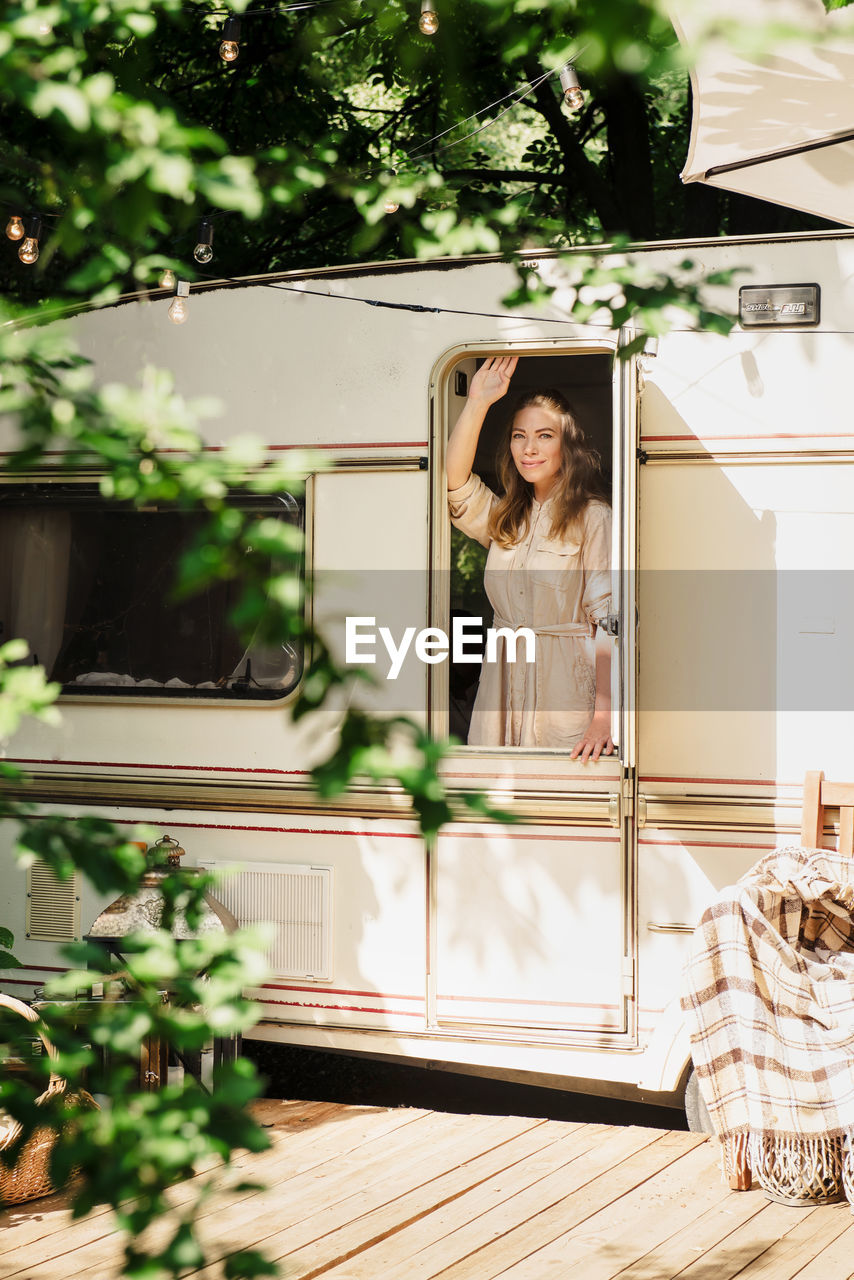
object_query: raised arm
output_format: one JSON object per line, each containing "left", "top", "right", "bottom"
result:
{"left": 446, "top": 355, "right": 518, "bottom": 491}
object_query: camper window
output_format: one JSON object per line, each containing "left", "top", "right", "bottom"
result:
{"left": 447, "top": 351, "right": 614, "bottom": 751}
{"left": 0, "top": 486, "right": 303, "bottom": 700}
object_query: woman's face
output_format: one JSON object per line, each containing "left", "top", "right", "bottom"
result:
{"left": 509, "top": 405, "right": 563, "bottom": 499}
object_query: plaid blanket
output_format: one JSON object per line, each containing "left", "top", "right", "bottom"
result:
{"left": 682, "top": 845, "right": 854, "bottom": 1204}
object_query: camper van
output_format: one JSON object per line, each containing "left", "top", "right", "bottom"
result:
{"left": 2, "top": 229, "right": 853, "bottom": 1117}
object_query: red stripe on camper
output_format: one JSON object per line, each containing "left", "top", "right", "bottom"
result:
{"left": 11, "top": 965, "right": 68, "bottom": 974}
{"left": 640, "top": 775, "right": 799, "bottom": 787}
{"left": 9, "top": 757, "right": 309, "bottom": 776}
{"left": 25, "top": 814, "right": 422, "bottom": 839}
{"left": 261, "top": 982, "right": 423, "bottom": 1002}
{"left": 640, "top": 430, "right": 854, "bottom": 443}
{"left": 0, "top": 441, "right": 427, "bottom": 457}
{"left": 258, "top": 997, "right": 424, "bottom": 1017}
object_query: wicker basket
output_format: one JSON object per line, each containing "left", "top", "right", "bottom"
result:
{"left": 0, "top": 992, "right": 94, "bottom": 1206}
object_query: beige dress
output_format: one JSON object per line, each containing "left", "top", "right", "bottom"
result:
{"left": 448, "top": 473, "right": 612, "bottom": 749}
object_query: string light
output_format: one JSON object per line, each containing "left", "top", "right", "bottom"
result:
{"left": 18, "top": 215, "right": 42, "bottom": 265}
{"left": 189, "top": 267, "right": 625, "bottom": 330}
{"left": 559, "top": 63, "right": 584, "bottom": 111}
{"left": 207, "top": 1, "right": 337, "bottom": 13}
{"left": 406, "top": 65, "right": 555, "bottom": 163}
{"left": 144, "top": 61, "right": 567, "bottom": 270}
{"left": 167, "top": 279, "right": 190, "bottom": 324}
{"left": 193, "top": 218, "right": 214, "bottom": 264}
{"left": 0, "top": 52, "right": 581, "bottom": 285}
{"left": 0, "top": 6, "right": 600, "bottom": 327}
{"left": 219, "top": 16, "right": 241, "bottom": 62}
{"left": 382, "top": 170, "right": 399, "bottom": 215}
{"left": 418, "top": 0, "right": 438, "bottom": 35}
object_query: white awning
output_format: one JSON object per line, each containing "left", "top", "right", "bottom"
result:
{"left": 672, "top": 0, "right": 854, "bottom": 226}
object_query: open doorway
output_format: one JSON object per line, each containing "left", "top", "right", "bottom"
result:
{"left": 447, "top": 351, "right": 615, "bottom": 745}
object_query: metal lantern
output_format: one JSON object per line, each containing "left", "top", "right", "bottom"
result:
{"left": 85, "top": 834, "right": 240, "bottom": 1089}
{"left": 86, "top": 834, "right": 237, "bottom": 943}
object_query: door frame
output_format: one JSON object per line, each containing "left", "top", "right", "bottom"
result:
{"left": 426, "top": 335, "right": 641, "bottom": 1046}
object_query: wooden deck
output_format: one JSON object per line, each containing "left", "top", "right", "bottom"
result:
{"left": 2, "top": 1100, "right": 854, "bottom": 1279}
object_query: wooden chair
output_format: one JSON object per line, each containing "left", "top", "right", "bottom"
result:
{"left": 800, "top": 771, "right": 854, "bottom": 854}
{"left": 727, "top": 771, "right": 854, "bottom": 1193}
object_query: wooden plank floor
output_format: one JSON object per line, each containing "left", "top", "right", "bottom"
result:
{"left": 2, "top": 1100, "right": 853, "bottom": 1279}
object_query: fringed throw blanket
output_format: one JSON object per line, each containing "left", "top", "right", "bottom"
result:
{"left": 682, "top": 845, "right": 854, "bottom": 1206}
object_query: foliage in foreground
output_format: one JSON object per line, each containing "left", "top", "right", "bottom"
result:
{"left": 0, "top": 0, "right": 788, "bottom": 1272}
{"left": 0, "top": 309, "right": 511, "bottom": 1276}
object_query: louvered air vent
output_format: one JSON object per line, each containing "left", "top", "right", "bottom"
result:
{"left": 26, "top": 862, "right": 80, "bottom": 941}
{"left": 205, "top": 862, "right": 332, "bottom": 981}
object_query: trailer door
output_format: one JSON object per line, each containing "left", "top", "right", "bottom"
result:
{"left": 430, "top": 341, "right": 638, "bottom": 1044}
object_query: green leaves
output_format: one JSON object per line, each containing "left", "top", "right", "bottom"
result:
{"left": 307, "top": 706, "right": 514, "bottom": 843}
{"left": 0, "top": 640, "right": 61, "bottom": 739}
{"left": 199, "top": 156, "right": 265, "bottom": 217}
{"left": 17, "top": 817, "right": 149, "bottom": 893}
{"left": 31, "top": 80, "right": 92, "bottom": 130}
{"left": 0, "top": 925, "right": 22, "bottom": 971}
{"left": 0, "top": 3, "right": 793, "bottom": 1276}
{"left": 507, "top": 250, "right": 741, "bottom": 355}
{"left": 0, "top": 905, "right": 273, "bottom": 1273}
{"left": 225, "top": 1250, "right": 280, "bottom": 1279}
{"left": 0, "top": 0, "right": 816, "bottom": 310}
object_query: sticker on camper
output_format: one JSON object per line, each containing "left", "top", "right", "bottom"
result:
{"left": 739, "top": 284, "right": 820, "bottom": 327}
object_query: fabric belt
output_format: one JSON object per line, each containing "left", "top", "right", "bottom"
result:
{"left": 492, "top": 615, "right": 595, "bottom": 639}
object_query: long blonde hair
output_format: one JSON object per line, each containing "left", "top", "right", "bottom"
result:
{"left": 488, "top": 390, "right": 607, "bottom": 548}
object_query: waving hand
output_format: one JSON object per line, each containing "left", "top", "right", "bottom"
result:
{"left": 468, "top": 355, "right": 518, "bottom": 408}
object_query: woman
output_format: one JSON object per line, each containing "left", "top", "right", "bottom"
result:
{"left": 446, "top": 354, "right": 614, "bottom": 761}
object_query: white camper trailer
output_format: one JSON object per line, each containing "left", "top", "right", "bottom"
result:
{"left": 2, "top": 230, "right": 854, "bottom": 1114}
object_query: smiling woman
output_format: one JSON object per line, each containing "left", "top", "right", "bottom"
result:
{"left": 446, "top": 356, "right": 614, "bottom": 758}
{"left": 510, "top": 401, "right": 564, "bottom": 496}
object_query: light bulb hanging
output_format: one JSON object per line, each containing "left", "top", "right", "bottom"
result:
{"left": 18, "top": 215, "right": 42, "bottom": 265}
{"left": 559, "top": 63, "right": 584, "bottom": 111}
{"left": 167, "top": 280, "right": 190, "bottom": 325}
{"left": 382, "top": 170, "right": 399, "bottom": 215}
{"left": 158, "top": 268, "right": 177, "bottom": 290}
{"left": 5, "top": 215, "right": 24, "bottom": 241}
{"left": 219, "top": 16, "right": 241, "bottom": 62}
{"left": 418, "top": 0, "right": 438, "bottom": 35}
{"left": 193, "top": 218, "right": 214, "bottom": 265}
